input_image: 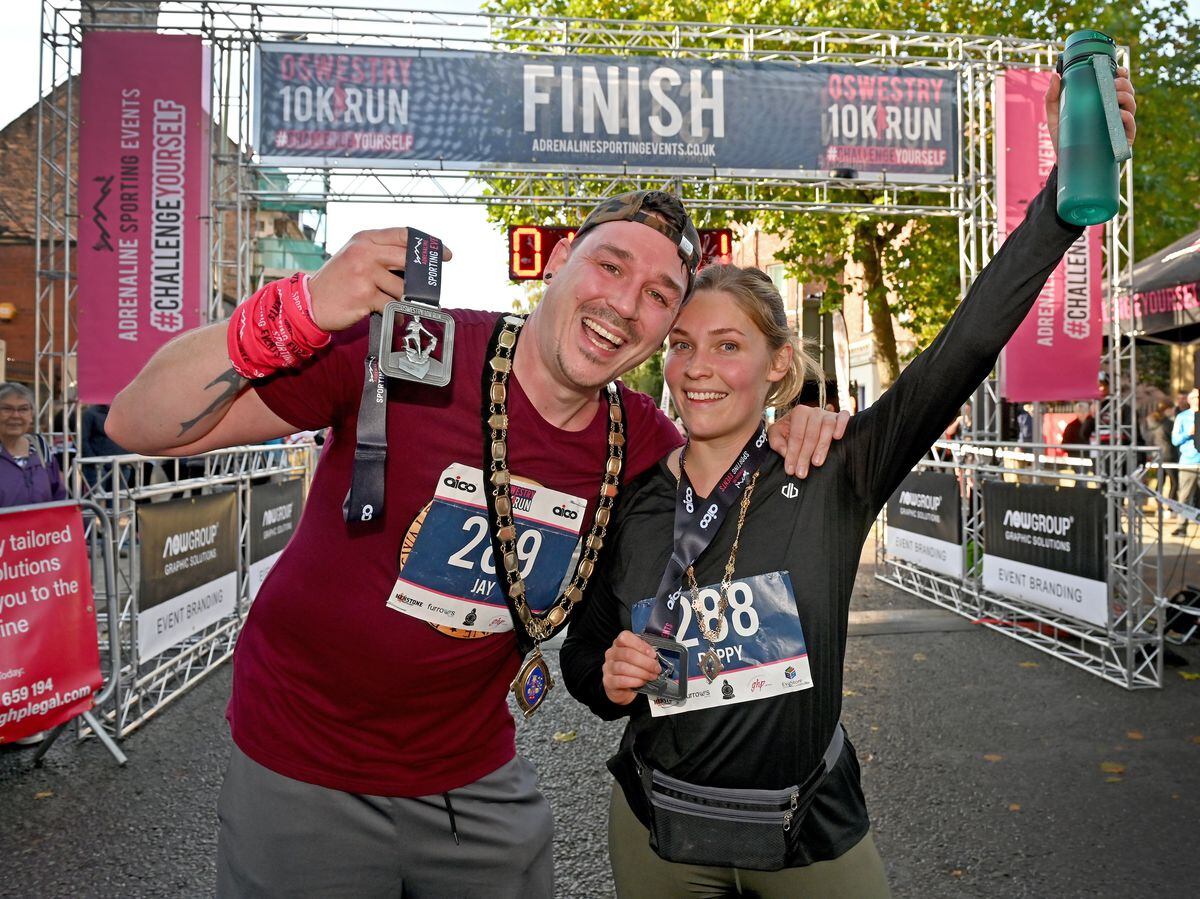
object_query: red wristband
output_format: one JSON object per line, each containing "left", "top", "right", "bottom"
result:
{"left": 227, "top": 273, "right": 331, "bottom": 379}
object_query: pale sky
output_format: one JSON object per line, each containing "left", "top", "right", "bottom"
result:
{"left": 5, "top": 0, "right": 524, "bottom": 312}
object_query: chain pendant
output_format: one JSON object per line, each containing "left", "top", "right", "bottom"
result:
{"left": 699, "top": 647, "right": 723, "bottom": 683}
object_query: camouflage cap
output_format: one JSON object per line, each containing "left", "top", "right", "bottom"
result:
{"left": 574, "top": 190, "right": 701, "bottom": 296}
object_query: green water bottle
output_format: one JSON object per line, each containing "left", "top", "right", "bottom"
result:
{"left": 1056, "top": 30, "right": 1132, "bottom": 226}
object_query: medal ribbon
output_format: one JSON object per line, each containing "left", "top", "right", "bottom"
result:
{"left": 343, "top": 228, "right": 444, "bottom": 525}
{"left": 642, "top": 424, "right": 771, "bottom": 639}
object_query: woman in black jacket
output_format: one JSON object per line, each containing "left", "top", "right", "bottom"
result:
{"left": 560, "top": 73, "right": 1137, "bottom": 897}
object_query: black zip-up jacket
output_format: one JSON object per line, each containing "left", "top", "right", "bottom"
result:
{"left": 561, "top": 170, "right": 1084, "bottom": 865}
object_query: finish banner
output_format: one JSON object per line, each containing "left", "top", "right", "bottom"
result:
{"left": 885, "top": 471, "right": 963, "bottom": 578}
{"left": 0, "top": 504, "right": 101, "bottom": 744}
{"left": 137, "top": 492, "right": 237, "bottom": 662}
{"left": 982, "top": 482, "right": 1107, "bottom": 626}
{"left": 248, "top": 478, "right": 304, "bottom": 602}
{"left": 996, "top": 68, "right": 1102, "bottom": 402}
{"left": 77, "top": 32, "right": 211, "bottom": 404}
{"left": 255, "top": 44, "right": 957, "bottom": 180}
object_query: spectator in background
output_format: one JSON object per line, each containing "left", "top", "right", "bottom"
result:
{"left": 1017, "top": 403, "right": 1034, "bottom": 444}
{"left": 81, "top": 404, "right": 129, "bottom": 488}
{"left": 0, "top": 382, "right": 66, "bottom": 508}
{"left": 1171, "top": 388, "right": 1200, "bottom": 536}
{"left": 1147, "top": 400, "right": 1177, "bottom": 504}
{"left": 1060, "top": 401, "right": 1094, "bottom": 448}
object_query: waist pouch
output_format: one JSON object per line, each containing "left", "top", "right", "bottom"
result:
{"left": 639, "top": 724, "right": 845, "bottom": 872}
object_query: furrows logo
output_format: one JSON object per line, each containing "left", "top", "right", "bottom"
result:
{"left": 90, "top": 175, "right": 114, "bottom": 252}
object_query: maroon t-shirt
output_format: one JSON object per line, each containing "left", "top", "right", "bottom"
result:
{"left": 228, "top": 310, "right": 682, "bottom": 796}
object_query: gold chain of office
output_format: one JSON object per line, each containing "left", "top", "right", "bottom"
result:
{"left": 484, "top": 315, "right": 625, "bottom": 643}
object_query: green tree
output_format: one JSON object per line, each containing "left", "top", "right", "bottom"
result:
{"left": 483, "top": 0, "right": 1199, "bottom": 385}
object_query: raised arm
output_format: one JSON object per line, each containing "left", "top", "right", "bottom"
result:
{"left": 843, "top": 71, "right": 1136, "bottom": 509}
{"left": 106, "top": 228, "right": 437, "bottom": 455}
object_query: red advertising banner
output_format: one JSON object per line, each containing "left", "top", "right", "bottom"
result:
{"left": 997, "top": 69, "right": 1103, "bottom": 402}
{"left": 77, "top": 32, "right": 211, "bottom": 403}
{"left": 0, "top": 504, "right": 102, "bottom": 744}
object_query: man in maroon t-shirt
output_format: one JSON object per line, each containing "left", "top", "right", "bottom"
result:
{"left": 108, "top": 192, "right": 846, "bottom": 897}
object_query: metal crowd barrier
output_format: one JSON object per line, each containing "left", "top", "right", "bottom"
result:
{"left": 876, "top": 441, "right": 1165, "bottom": 690}
{"left": 70, "top": 443, "right": 316, "bottom": 738}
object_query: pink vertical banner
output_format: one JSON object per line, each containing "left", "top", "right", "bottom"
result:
{"left": 996, "top": 69, "right": 1103, "bottom": 402}
{"left": 77, "top": 32, "right": 211, "bottom": 403}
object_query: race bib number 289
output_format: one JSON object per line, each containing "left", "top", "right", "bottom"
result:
{"left": 386, "top": 463, "right": 586, "bottom": 633}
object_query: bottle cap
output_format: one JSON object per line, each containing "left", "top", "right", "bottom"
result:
{"left": 1057, "top": 30, "right": 1116, "bottom": 73}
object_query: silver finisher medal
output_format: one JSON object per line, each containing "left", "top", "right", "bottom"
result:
{"left": 379, "top": 301, "right": 455, "bottom": 386}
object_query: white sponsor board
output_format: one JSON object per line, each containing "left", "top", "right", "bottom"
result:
{"left": 248, "top": 550, "right": 283, "bottom": 602}
{"left": 648, "top": 652, "right": 813, "bottom": 718}
{"left": 885, "top": 529, "right": 963, "bottom": 579}
{"left": 137, "top": 571, "right": 238, "bottom": 662}
{"left": 982, "top": 555, "right": 1108, "bottom": 627}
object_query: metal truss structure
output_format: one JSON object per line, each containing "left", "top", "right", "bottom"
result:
{"left": 877, "top": 443, "right": 1162, "bottom": 689}
{"left": 37, "top": 3, "right": 1151, "bottom": 688}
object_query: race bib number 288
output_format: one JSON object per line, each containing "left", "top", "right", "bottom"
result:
{"left": 631, "top": 570, "right": 813, "bottom": 717}
{"left": 386, "top": 463, "right": 586, "bottom": 634}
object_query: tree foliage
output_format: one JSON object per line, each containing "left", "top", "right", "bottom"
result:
{"left": 482, "top": 0, "right": 1199, "bottom": 384}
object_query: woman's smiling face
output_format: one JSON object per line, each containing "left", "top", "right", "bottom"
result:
{"left": 665, "top": 288, "right": 789, "bottom": 444}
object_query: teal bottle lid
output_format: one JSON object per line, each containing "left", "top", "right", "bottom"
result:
{"left": 1059, "top": 30, "right": 1116, "bottom": 71}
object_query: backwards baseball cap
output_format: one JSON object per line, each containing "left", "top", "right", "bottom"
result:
{"left": 573, "top": 190, "right": 702, "bottom": 297}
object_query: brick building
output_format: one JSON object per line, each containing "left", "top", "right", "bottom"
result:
{"left": 0, "top": 91, "right": 49, "bottom": 384}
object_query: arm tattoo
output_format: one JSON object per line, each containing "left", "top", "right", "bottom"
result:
{"left": 178, "top": 367, "right": 247, "bottom": 437}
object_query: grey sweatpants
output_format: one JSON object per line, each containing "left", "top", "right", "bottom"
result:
{"left": 216, "top": 746, "right": 554, "bottom": 898}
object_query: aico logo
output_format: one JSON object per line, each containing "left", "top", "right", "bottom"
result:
{"left": 699, "top": 503, "right": 719, "bottom": 529}
{"left": 552, "top": 504, "right": 579, "bottom": 520}
{"left": 443, "top": 475, "right": 477, "bottom": 493}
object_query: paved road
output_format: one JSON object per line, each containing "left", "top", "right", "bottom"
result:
{"left": 3, "top": 553, "right": 1198, "bottom": 898}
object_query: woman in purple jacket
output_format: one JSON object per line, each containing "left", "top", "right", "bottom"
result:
{"left": 0, "top": 383, "right": 66, "bottom": 508}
